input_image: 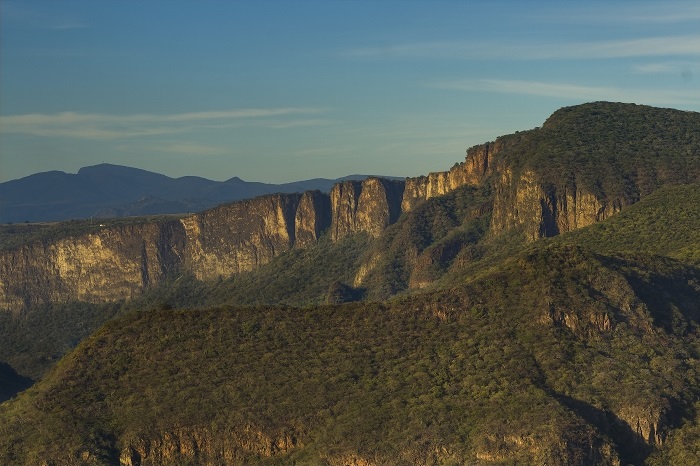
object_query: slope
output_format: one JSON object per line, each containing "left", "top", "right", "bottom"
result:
{"left": 2, "top": 238, "right": 700, "bottom": 465}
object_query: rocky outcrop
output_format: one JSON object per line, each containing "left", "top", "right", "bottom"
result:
{"left": 0, "top": 221, "right": 186, "bottom": 311}
{"left": 330, "top": 178, "right": 404, "bottom": 240}
{"left": 401, "top": 141, "right": 498, "bottom": 212}
{"left": 118, "top": 426, "right": 299, "bottom": 466}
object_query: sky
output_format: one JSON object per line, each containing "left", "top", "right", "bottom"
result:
{"left": 1, "top": 1, "right": 699, "bottom": 184}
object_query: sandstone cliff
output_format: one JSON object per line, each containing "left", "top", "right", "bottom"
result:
{"left": 2, "top": 102, "right": 698, "bottom": 311}
{"left": 0, "top": 221, "right": 185, "bottom": 311}
{"left": 180, "top": 193, "right": 301, "bottom": 281}
{"left": 330, "top": 177, "right": 404, "bottom": 240}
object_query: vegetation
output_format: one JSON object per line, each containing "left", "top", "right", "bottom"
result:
{"left": 3, "top": 240, "right": 700, "bottom": 464}
{"left": 2, "top": 102, "right": 700, "bottom": 464}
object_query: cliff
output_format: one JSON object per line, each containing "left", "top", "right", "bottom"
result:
{"left": 180, "top": 193, "right": 301, "bottom": 281}
{"left": 330, "top": 177, "right": 404, "bottom": 240}
{"left": 0, "top": 221, "right": 186, "bottom": 311}
{"left": 2, "top": 102, "right": 699, "bottom": 312}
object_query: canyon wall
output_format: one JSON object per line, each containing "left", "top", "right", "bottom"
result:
{"left": 0, "top": 221, "right": 186, "bottom": 311}
{"left": 0, "top": 139, "right": 647, "bottom": 311}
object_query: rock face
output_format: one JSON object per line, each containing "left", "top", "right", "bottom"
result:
{"left": 330, "top": 178, "right": 404, "bottom": 240}
{"left": 3, "top": 103, "right": 698, "bottom": 311}
{"left": 180, "top": 194, "right": 301, "bottom": 281}
{"left": 490, "top": 168, "right": 627, "bottom": 240}
{"left": 118, "top": 426, "right": 299, "bottom": 466}
{"left": 0, "top": 221, "right": 186, "bottom": 311}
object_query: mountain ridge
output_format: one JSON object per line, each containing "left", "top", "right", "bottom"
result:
{"left": 0, "top": 163, "right": 402, "bottom": 223}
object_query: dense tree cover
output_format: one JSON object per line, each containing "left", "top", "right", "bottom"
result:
{"left": 495, "top": 102, "right": 700, "bottom": 203}
{"left": 2, "top": 240, "right": 700, "bottom": 465}
{"left": 2, "top": 102, "right": 700, "bottom": 464}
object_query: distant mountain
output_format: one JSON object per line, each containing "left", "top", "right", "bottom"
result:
{"left": 0, "top": 164, "right": 401, "bottom": 223}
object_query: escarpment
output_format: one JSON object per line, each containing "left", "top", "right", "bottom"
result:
{"left": 181, "top": 193, "right": 302, "bottom": 281}
{"left": 0, "top": 220, "right": 187, "bottom": 311}
{"left": 2, "top": 102, "right": 699, "bottom": 311}
{"left": 330, "top": 177, "right": 404, "bottom": 240}
{"left": 0, "top": 178, "right": 406, "bottom": 310}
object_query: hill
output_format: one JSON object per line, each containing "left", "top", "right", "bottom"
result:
{"left": 1, "top": 102, "right": 700, "bottom": 465}
{"left": 2, "top": 239, "right": 700, "bottom": 465}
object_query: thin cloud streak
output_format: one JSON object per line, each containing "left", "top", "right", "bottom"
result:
{"left": 537, "top": 3, "right": 700, "bottom": 25}
{"left": 348, "top": 35, "right": 700, "bottom": 61}
{"left": 431, "top": 79, "right": 700, "bottom": 107}
{"left": 0, "top": 108, "right": 327, "bottom": 140}
{"left": 152, "top": 143, "right": 228, "bottom": 156}
{"left": 632, "top": 61, "right": 696, "bottom": 75}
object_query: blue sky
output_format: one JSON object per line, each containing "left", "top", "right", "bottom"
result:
{"left": 1, "top": 1, "right": 699, "bottom": 183}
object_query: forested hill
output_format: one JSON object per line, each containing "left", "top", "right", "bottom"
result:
{"left": 2, "top": 102, "right": 700, "bottom": 465}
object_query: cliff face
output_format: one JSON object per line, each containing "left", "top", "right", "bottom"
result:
{"left": 330, "top": 177, "right": 404, "bottom": 241}
{"left": 295, "top": 190, "right": 331, "bottom": 248}
{"left": 0, "top": 221, "right": 186, "bottom": 311}
{"left": 3, "top": 103, "right": 698, "bottom": 311}
{"left": 181, "top": 193, "right": 301, "bottom": 281}
{"left": 0, "top": 179, "right": 405, "bottom": 310}
{"left": 490, "top": 168, "right": 626, "bottom": 240}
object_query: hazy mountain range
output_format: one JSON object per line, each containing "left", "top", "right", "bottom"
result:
{"left": 0, "top": 164, "right": 399, "bottom": 223}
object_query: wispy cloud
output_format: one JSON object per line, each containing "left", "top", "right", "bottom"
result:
{"left": 536, "top": 2, "right": 700, "bottom": 25}
{"left": 1, "top": 2, "right": 89, "bottom": 30}
{"left": 347, "top": 35, "right": 700, "bottom": 61}
{"left": 0, "top": 108, "right": 327, "bottom": 140}
{"left": 151, "top": 142, "right": 229, "bottom": 156}
{"left": 632, "top": 61, "right": 696, "bottom": 77}
{"left": 431, "top": 79, "right": 700, "bottom": 107}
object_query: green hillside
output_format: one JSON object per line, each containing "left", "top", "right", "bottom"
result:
{"left": 2, "top": 102, "right": 700, "bottom": 465}
{"left": 3, "top": 239, "right": 700, "bottom": 465}
{"left": 554, "top": 183, "right": 700, "bottom": 262}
